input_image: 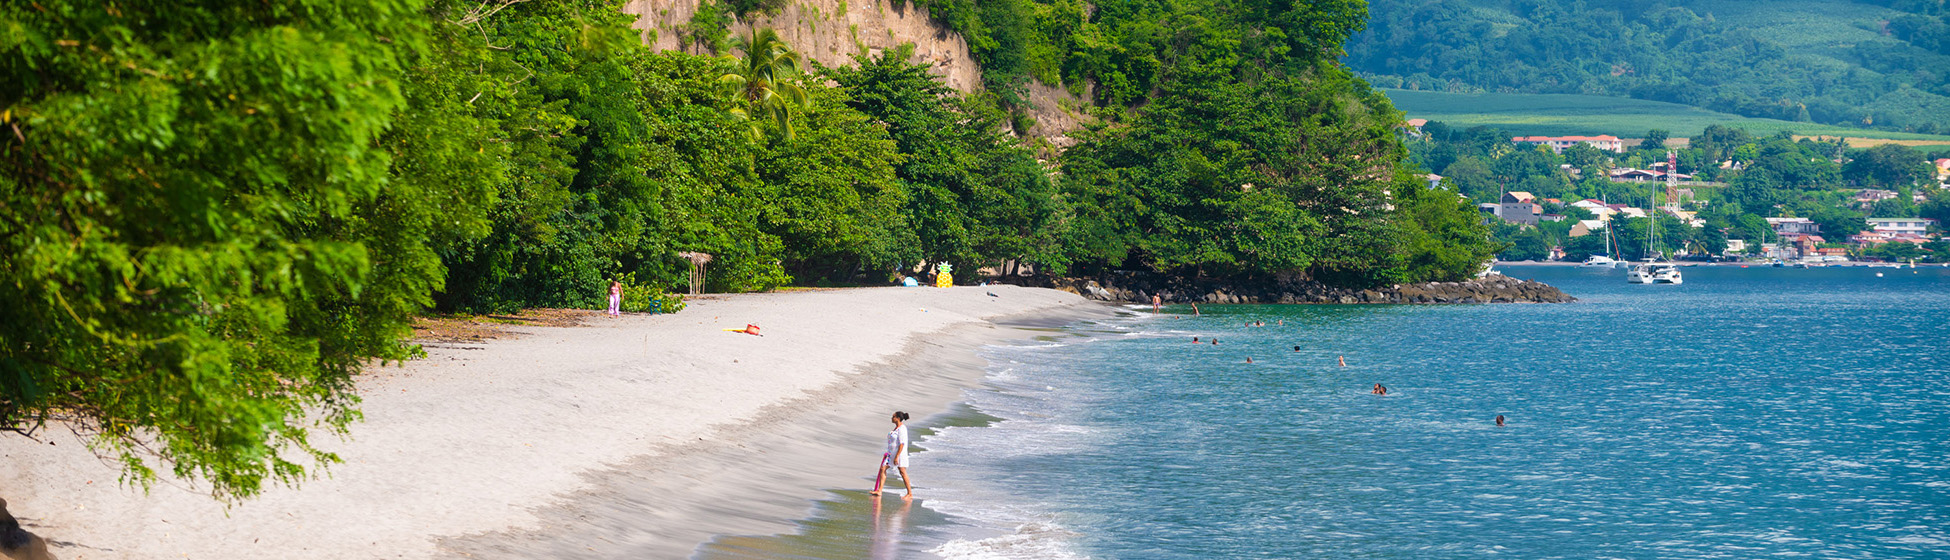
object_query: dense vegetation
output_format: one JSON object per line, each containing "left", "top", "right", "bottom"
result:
{"left": 1, "top": 0, "right": 1497, "bottom": 498}
{"left": 1413, "top": 121, "right": 1950, "bottom": 262}
{"left": 1348, "top": 0, "right": 1950, "bottom": 134}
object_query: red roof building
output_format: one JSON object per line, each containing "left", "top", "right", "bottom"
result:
{"left": 1512, "top": 135, "right": 1625, "bottom": 153}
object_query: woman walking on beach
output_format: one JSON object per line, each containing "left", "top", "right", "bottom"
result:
{"left": 873, "top": 411, "right": 915, "bottom": 499}
{"left": 607, "top": 280, "right": 622, "bottom": 317}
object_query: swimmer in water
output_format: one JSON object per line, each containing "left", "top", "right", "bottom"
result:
{"left": 1339, "top": 356, "right": 1347, "bottom": 367}
{"left": 1495, "top": 415, "right": 1505, "bottom": 427}
{"left": 1246, "top": 357, "right": 1253, "bottom": 364}
{"left": 1293, "top": 345, "right": 1301, "bottom": 352}
{"left": 1191, "top": 303, "right": 1200, "bottom": 316}
{"left": 1192, "top": 337, "right": 1200, "bottom": 343}
{"left": 1211, "top": 338, "right": 1218, "bottom": 345}
{"left": 1372, "top": 383, "right": 1387, "bottom": 395}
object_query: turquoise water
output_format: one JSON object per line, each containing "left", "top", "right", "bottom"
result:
{"left": 711, "top": 266, "right": 1950, "bottom": 559}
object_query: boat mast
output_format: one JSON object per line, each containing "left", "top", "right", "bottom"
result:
{"left": 1601, "top": 194, "right": 1613, "bottom": 258}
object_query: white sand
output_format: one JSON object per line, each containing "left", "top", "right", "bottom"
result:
{"left": 0, "top": 285, "right": 1102, "bottom": 559}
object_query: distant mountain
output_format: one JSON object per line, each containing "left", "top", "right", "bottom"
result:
{"left": 1346, "top": 0, "right": 1950, "bottom": 133}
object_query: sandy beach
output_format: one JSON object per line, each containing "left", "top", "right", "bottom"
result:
{"left": 0, "top": 285, "right": 1105, "bottom": 559}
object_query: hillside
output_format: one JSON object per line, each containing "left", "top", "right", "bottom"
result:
{"left": 1348, "top": 0, "right": 1950, "bottom": 134}
{"left": 1384, "top": 89, "right": 1950, "bottom": 145}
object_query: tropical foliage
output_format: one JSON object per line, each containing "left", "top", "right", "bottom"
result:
{"left": 2, "top": 0, "right": 1501, "bottom": 499}
{"left": 1349, "top": 0, "right": 1950, "bottom": 134}
{"left": 720, "top": 28, "right": 811, "bottom": 141}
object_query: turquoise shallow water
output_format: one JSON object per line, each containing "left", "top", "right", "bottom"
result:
{"left": 706, "top": 266, "right": 1950, "bottom": 559}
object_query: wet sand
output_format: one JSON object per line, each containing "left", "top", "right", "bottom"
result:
{"left": 0, "top": 285, "right": 1104, "bottom": 559}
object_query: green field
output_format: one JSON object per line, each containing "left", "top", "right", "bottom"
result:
{"left": 1382, "top": 89, "right": 1950, "bottom": 144}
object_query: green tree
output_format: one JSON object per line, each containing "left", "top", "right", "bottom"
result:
{"left": 0, "top": 0, "right": 493, "bottom": 500}
{"left": 1638, "top": 129, "right": 1671, "bottom": 152}
{"left": 1440, "top": 157, "right": 1498, "bottom": 202}
{"left": 829, "top": 48, "right": 1066, "bottom": 274}
{"left": 720, "top": 28, "right": 811, "bottom": 141}
{"left": 1845, "top": 144, "right": 1933, "bottom": 188}
{"left": 1392, "top": 171, "right": 1503, "bottom": 276}
{"left": 750, "top": 86, "right": 919, "bottom": 281}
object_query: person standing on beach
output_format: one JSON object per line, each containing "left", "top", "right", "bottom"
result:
{"left": 873, "top": 411, "right": 916, "bottom": 499}
{"left": 607, "top": 281, "right": 622, "bottom": 317}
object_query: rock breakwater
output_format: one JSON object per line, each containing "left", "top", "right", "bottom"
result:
{"left": 1011, "top": 272, "right": 1575, "bottom": 305}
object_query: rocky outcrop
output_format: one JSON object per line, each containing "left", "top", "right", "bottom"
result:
{"left": 619, "top": 0, "right": 1094, "bottom": 142}
{"left": 1, "top": 499, "right": 55, "bottom": 560}
{"left": 624, "top": 0, "right": 982, "bottom": 90}
{"left": 1010, "top": 271, "right": 1575, "bottom": 305}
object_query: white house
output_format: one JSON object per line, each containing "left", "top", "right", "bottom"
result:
{"left": 1512, "top": 135, "right": 1625, "bottom": 153}
{"left": 1766, "top": 217, "right": 1821, "bottom": 235}
{"left": 1868, "top": 217, "right": 1936, "bottom": 236}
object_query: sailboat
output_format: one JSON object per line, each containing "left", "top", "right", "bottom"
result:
{"left": 1583, "top": 195, "right": 1621, "bottom": 268}
{"left": 1630, "top": 155, "right": 1684, "bottom": 284}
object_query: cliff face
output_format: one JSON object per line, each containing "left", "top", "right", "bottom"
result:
{"left": 619, "top": 0, "right": 1090, "bottom": 141}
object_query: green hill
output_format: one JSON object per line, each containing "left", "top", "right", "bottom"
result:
{"left": 1384, "top": 89, "right": 1950, "bottom": 144}
{"left": 1349, "top": 0, "right": 1950, "bottom": 134}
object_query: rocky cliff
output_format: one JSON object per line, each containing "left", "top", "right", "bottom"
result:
{"left": 620, "top": 0, "right": 1091, "bottom": 142}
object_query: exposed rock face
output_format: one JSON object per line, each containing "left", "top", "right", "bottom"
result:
{"left": 1, "top": 499, "right": 55, "bottom": 560}
{"left": 624, "top": 0, "right": 982, "bottom": 90}
{"left": 619, "top": 0, "right": 1093, "bottom": 141}
{"left": 1008, "top": 272, "right": 1575, "bottom": 305}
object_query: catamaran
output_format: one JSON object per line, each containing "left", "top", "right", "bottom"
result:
{"left": 1629, "top": 153, "right": 1684, "bottom": 285}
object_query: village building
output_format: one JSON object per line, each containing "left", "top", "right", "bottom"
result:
{"left": 1854, "top": 189, "right": 1898, "bottom": 204}
{"left": 1403, "top": 118, "right": 1428, "bottom": 138}
{"left": 1570, "top": 199, "right": 1611, "bottom": 216}
{"left": 1608, "top": 168, "right": 1694, "bottom": 182}
{"left": 1499, "top": 191, "right": 1543, "bottom": 225}
{"left": 1868, "top": 217, "right": 1936, "bottom": 236}
{"left": 1726, "top": 239, "right": 1747, "bottom": 253}
{"left": 1478, "top": 203, "right": 1501, "bottom": 223}
{"left": 1568, "top": 219, "right": 1606, "bottom": 238}
{"left": 1512, "top": 135, "right": 1625, "bottom": 153}
{"left": 1766, "top": 217, "right": 1821, "bottom": 235}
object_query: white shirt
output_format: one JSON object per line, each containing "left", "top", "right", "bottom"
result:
{"left": 885, "top": 424, "right": 909, "bottom": 464}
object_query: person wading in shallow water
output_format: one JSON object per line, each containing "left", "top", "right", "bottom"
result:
{"left": 1372, "top": 383, "right": 1388, "bottom": 395}
{"left": 872, "top": 411, "right": 916, "bottom": 500}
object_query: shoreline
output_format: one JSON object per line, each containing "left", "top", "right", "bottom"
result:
{"left": 1495, "top": 260, "right": 1948, "bottom": 267}
{"left": 0, "top": 285, "right": 1106, "bottom": 559}
{"left": 441, "top": 312, "right": 1102, "bottom": 558}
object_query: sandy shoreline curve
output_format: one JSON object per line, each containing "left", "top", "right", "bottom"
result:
{"left": 0, "top": 285, "right": 1105, "bottom": 559}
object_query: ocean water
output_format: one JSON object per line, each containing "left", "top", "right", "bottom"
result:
{"left": 700, "top": 266, "right": 1950, "bottom": 559}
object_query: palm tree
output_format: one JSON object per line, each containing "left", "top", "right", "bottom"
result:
{"left": 719, "top": 28, "right": 810, "bottom": 142}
